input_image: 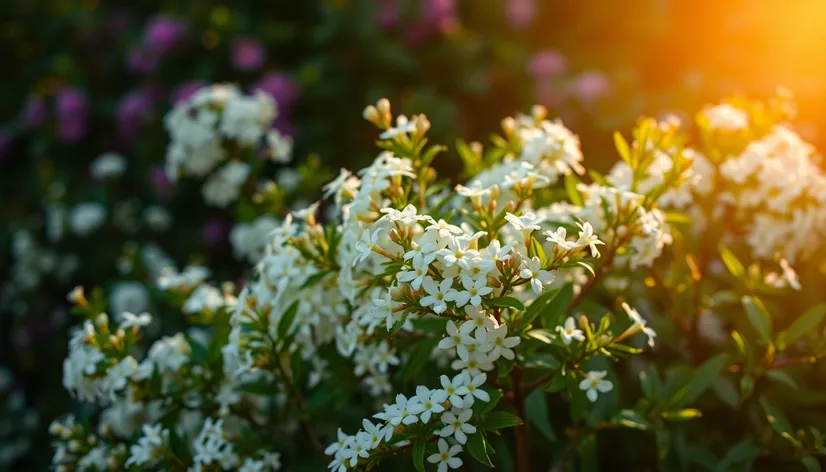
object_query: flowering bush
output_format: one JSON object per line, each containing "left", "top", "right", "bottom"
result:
{"left": 48, "top": 93, "right": 826, "bottom": 471}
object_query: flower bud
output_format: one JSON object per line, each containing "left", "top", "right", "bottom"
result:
{"left": 532, "top": 104, "right": 547, "bottom": 121}
{"left": 501, "top": 117, "right": 515, "bottom": 137}
{"left": 362, "top": 105, "right": 379, "bottom": 124}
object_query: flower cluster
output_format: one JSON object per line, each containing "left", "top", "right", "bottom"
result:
{"left": 50, "top": 96, "right": 826, "bottom": 472}
{"left": 164, "top": 84, "right": 293, "bottom": 208}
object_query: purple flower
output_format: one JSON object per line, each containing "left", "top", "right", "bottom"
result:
{"left": 202, "top": 218, "right": 227, "bottom": 246}
{"left": 126, "top": 46, "right": 159, "bottom": 74}
{"left": 374, "top": 0, "right": 402, "bottom": 30}
{"left": 150, "top": 165, "right": 173, "bottom": 201}
{"left": 506, "top": 0, "right": 536, "bottom": 30}
{"left": 0, "top": 130, "right": 13, "bottom": 160}
{"left": 529, "top": 51, "right": 567, "bottom": 79}
{"left": 55, "top": 87, "right": 88, "bottom": 143}
{"left": 423, "top": 0, "right": 457, "bottom": 32}
{"left": 143, "top": 15, "right": 186, "bottom": 55}
{"left": 569, "top": 71, "right": 611, "bottom": 104}
{"left": 21, "top": 96, "right": 47, "bottom": 127}
{"left": 55, "top": 87, "right": 87, "bottom": 119}
{"left": 253, "top": 72, "right": 299, "bottom": 111}
{"left": 231, "top": 37, "right": 266, "bottom": 72}
{"left": 170, "top": 80, "right": 206, "bottom": 105}
{"left": 117, "top": 88, "right": 156, "bottom": 141}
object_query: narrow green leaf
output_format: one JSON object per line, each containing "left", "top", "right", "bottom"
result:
{"left": 478, "top": 388, "right": 502, "bottom": 416}
{"left": 565, "top": 172, "right": 584, "bottom": 207}
{"left": 525, "top": 329, "right": 555, "bottom": 344}
{"left": 614, "top": 131, "right": 631, "bottom": 164}
{"left": 542, "top": 283, "right": 574, "bottom": 330}
{"left": 402, "top": 338, "right": 440, "bottom": 383}
{"left": 712, "top": 377, "right": 740, "bottom": 408}
{"left": 801, "top": 456, "right": 822, "bottom": 472}
{"left": 765, "top": 370, "right": 798, "bottom": 389}
{"left": 301, "top": 270, "right": 332, "bottom": 289}
{"left": 612, "top": 409, "right": 650, "bottom": 431}
{"left": 716, "top": 439, "right": 760, "bottom": 472}
{"left": 466, "top": 433, "right": 494, "bottom": 467}
{"left": 639, "top": 368, "right": 662, "bottom": 401}
{"left": 412, "top": 439, "right": 426, "bottom": 472}
{"left": 662, "top": 409, "right": 703, "bottom": 421}
{"left": 489, "top": 296, "right": 525, "bottom": 311}
{"left": 777, "top": 304, "right": 826, "bottom": 350}
{"left": 742, "top": 296, "right": 773, "bottom": 345}
{"left": 516, "top": 287, "right": 561, "bottom": 332}
{"left": 481, "top": 410, "right": 524, "bottom": 430}
{"left": 544, "top": 372, "right": 567, "bottom": 393}
{"left": 526, "top": 389, "right": 556, "bottom": 441}
{"left": 759, "top": 395, "right": 794, "bottom": 436}
{"left": 665, "top": 353, "right": 730, "bottom": 409}
{"left": 719, "top": 244, "right": 745, "bottom": 277}
{"left": 277, "top": 300, "right": 300, "bottom": 339}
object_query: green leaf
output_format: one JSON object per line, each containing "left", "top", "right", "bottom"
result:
{"left": 466, "top": 432, "right": 494, "bottom": 467}
{"left": 719, "top": 244, "right": 746, "bottom": 277}
{"left": 564, "top": 172, "right": 584, "bottom": 207}
{"left": 765, "top": 370, "right": 798, "bottom": 389}
{"left": 639, "top": 368, "right": 662, "bottom": 401}
{"left": 516, "top": 287, "right": 561, "bottom": 332}
{"left": 402, "top": 338, "right": 440, "bottom": 383}
{"left": 524, "top": 329, "right": 555, "bottom": 344}
{"left": 187, "top": 337, "right": 209, "bottom": 364}
{"left": 576, "top": 260, "right": 595, "bottom": 277}
{"left": 521, "top": 354, "right": 560, "bottom": 370}
{"left": 542, "top": 284, "right": 574, "bottom": 330}
{"left": 277, "top": 300, "right": 300, "bottom": 339}
{"left": 777, "top": 304, "right": 826, "bottom": 350}
{"left": 716, "top": 439, "right": 760, "bottom": 472}
{"left": 712, "top": 377, "right": 740, "bottom": 408}
{"left": 526, "top": 389, "right": 555, "bottom": 441}
{"left": 489, "top": 296, "right": 525, "bottom": 311}
{"left": 665, "top": 354, "right": 730, "bottom": 409}
{"left": 801, "top": 456, "right": 822, "bottom": 472}
{"left": 497, "top": 357, "right": 515, "bottom": 378}
{"left": 759, "top": 395, "right": 794, "bottom": 436}
{"left": 742, "top": 296, "right": 773, "bottom": 345}
{"left": 481, "top": 410, "right": 524, "bottom": 431}
{"left": 661, "top": 409, "right": 703, "bottom": 421}
{"left": 614, "top": 131, "right": 631, "bottom": 164}
{"left": 301, "top": 270, "right": 332, "bottom": 289}
{"left": 478, "top": 388, "right": 502, "bottom": 416}
{"left": 412, "top": 439, "right": 426, "bottom": 472}
{"left": 613, "top": 409, "right": 650, "bottom": 430}
{"left": 528, "top": 235, "right": 547, "bottom": 267}
{"left": 544, "top": 372, "right": 567, "bottom": 393}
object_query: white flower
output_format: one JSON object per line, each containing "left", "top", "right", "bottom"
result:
{"left": 427, "top": 439, "right": 463, "bottom": 472}
{"left": 421, "top": 277, "right": 453, "bottom": 314}
{"left": 440, "top": 374, "right": 470, "bottom": 408}
{"left": 110, "top": 282, "right": 149, "bottom": 317}
{"left": 413, "top": 386, "right": 448, "bottom": 423}
{"left": 486, "top": 324, "right": 520, "bottom": 361}
{"left": 438, "top": 409, "right": 476, "bottom": 444}
{"left": 353, "top": 228, "right": 383, "bottom": 266}
{"left": 505, "top": 211, "right": 544, "bottom": 234}
{"left": 119, "top": 312, "right": 152, "bottom": 330}
{"left": 556, "top": 317, "right": 584, "bottom": 345}
{"left": 438, "top": 321, "right": 475, "bottom": 351}
{"left": 576, "top": 222, "right": 604, "bottom": 257}
{"left": 379, "top": 115, "right": 417, "bottom": 140}
{"left": 460, "top": 372, "right": 490, "bottom": 407}
{"left": 579, "top": 371, "right": 613, "bottom": 402}
{"left": 447, "top": 276, "right": 492, "bottom": 307}
{"left": 427, "top": 219, "right": 463, "bottom": 239}
{"left": 622, "top": 302, "right": 657, "bottom": 347}
{"left": 325, "top": 429, "right": 350, "bottom": 456}
{"left": 461, "top": 305, "right": 497, "bottom": 332}
{"left": 90, "top": 152, "right": 127, "bottom": 179}
{"left": 545, "top": 227, "right": 577, "bottom": 250}
{"left": 520, "top": 256, "right": 554, "bottom": 294}
{"left": 69, "top": 202, "right": 106, "bottom": 237}
{"left": 485, "top": 239, "right": 514, "bottom": 262}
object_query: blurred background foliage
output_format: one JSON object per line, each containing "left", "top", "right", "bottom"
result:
{"left": 2, "top": 0, "right": 826, "bottom": 470}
